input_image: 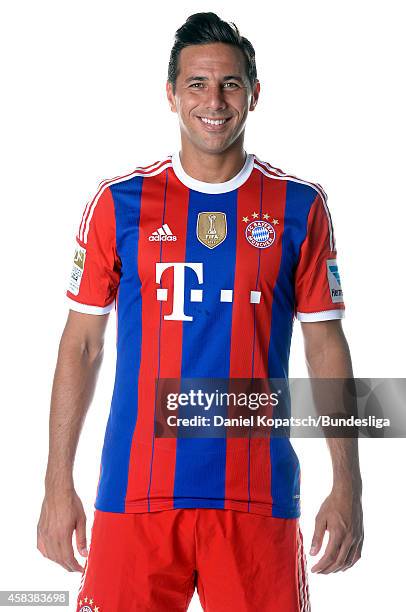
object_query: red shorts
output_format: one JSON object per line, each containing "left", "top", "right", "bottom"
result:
{"left": 76, "top": 508, "right": 310, "bottom": 612}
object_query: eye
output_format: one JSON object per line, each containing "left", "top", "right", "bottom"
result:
{"left": 224, "top": 82, "right": 239, "bottom": 88}
{"left": 189, "top": 82, "right": 204, "bottom": 88}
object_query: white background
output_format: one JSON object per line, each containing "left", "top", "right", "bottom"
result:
{"left": 1, "top": 0, "right": 405, "bottom": 610}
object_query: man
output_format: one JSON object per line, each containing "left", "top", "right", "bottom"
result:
{"left": 37, "top": 12, "right": 363, "bottom": 612}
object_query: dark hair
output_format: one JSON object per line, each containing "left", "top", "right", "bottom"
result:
{"left": 168, "top": 12, "right": 257, "bottom": 92}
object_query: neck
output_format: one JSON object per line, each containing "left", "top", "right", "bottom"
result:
{"left": 178, "top": 138, "right": 247, "bottom": 184}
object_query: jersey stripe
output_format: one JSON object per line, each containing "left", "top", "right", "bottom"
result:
{"left": 123, "top": 170, "right": 170, "bottom": 512}
{"left": 95, "top": 175, "right": 144, "bottom": 511}
{"left": 251, "top": 173, "right": 287, "bottom": 514}
{"left": 146, "top": 170, "right": 191, "bottom": 509}
{"left": 244, "top": 172, "right": 273, "bottom": 513}
{"left": 225, "top": 171, "right": 264, "bottom": 512}
{"left": 268, "top": 180, "right": 315, "bottom": 518}
{"left": 173, "top": 188, "right": 238, "bottom": 507}
{"left": 297, "top": 525, "right": 310, "bottom": 611}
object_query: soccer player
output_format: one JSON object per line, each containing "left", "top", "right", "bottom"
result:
{"left": 37, "top": 12, "right": 363, "bottom": 612}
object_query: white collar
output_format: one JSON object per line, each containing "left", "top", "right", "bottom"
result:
{"left": 171, "top": 150, "right": 254, "bottom": 194}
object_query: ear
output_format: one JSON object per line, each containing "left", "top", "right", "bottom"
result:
{"left": 249, "top": 80, "right": 260, "bottom": 111}
{"left": 166, "top": 81, "right": 177, "bottom": 113}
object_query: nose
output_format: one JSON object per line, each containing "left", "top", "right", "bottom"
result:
{"left": 204, "top": 84, "right": 227, "bottom": 112}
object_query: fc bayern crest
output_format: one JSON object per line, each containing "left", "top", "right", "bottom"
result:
{"left": 78, "top": 596, "right": 100, "bottom": 612}
{"left": 245, "top": 219, "right": 276, "bottom": 249}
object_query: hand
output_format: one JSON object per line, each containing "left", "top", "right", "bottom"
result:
{"left": 309, "top": 487, "right": 363, "bottom": 574}
{"left": 37, "top": 488, "right": 88, "bottom": 572}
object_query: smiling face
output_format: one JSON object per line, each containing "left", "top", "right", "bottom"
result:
{"left": 166, "top": 42, "right": 260, "bottom": 156}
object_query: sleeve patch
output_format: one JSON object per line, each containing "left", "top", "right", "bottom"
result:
{"left": 68, "top": 244, "right": 87, "bottom": 296}
{"left": 326, "top": 258, "right": 344, "bottom": 303}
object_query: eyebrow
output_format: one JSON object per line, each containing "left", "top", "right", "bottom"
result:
{"left": 184, "top": 75, "right": 244, "bottom": 84}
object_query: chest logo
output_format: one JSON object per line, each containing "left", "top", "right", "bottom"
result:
{"left": 149, "top": 224, "right": 177, "bottom": 241}
{"left": 196, "top": 212, "right": 227, "bottom": 249}
{"left": 243, "top": 212, "right": 279, "bottom": 249}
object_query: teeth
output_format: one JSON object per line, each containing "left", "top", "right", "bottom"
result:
{"left": 200, "top": 117, "right": 227, "bottom": 125}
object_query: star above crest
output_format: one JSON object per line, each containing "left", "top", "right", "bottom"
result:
{"left": 242, "top": 212, "right": 279, "bottom": 224}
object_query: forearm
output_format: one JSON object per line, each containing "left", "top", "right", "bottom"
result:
{"left": 45, "top": 331, "right": 103, "bottom": 492}
{"left": 304, "top": 321, "right": 362, "bottom": 494}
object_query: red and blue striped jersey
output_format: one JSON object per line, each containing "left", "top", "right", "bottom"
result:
{"left": 66, "top": 151, "right": 345, "bottom": 518}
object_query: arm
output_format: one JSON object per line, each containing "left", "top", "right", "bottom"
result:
{"left": 301, "top": 319, "right": 364, "bottom": 574}
{"left": 37, "top": 310, "right": 109, "bottom": 572}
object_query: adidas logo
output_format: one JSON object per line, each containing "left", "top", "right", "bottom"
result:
{"left": 149, "top": 224, "right": 177, "bottom": 242}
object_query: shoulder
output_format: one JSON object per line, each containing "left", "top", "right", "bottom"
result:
{"left": 84, "top": 154, "right": 172, "bottom": 214}
{"left": 97, "top": 154, "right": 173, "bottom": 194}
{"left": 252, "top": 153, "right": 327, "bottom": 205}
{"left": 78, "top": 155, "right": 172, "bottom": 243}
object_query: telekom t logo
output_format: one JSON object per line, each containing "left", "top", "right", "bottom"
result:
{"left": 156, "top": 262, "right": 262, "bottom": 321}
{"left": 156, "top": 262, "right": 203, "bottom": 321}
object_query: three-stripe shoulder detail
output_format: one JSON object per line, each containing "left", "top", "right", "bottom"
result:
{"left": 78, "top": 156, "right": 172, "bottom": 244}
{"left": 253, "top": 155, "right": 335, "bottom": 251}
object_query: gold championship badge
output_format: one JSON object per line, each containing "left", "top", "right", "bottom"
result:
{"left": 196, "top": 212, "right": 227, "bottom": 249}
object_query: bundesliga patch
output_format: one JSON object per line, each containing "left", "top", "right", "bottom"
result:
{"left": 69, "top": 244, "right": 86, "bottom": 296}
{"left": 327, "top": 258, "right": 344, "bottom": 303}
{"left": 243, "top": 212, "right": 278, "bottom": 249}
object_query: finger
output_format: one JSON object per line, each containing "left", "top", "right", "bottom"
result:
{"left": 37, "top": 528, "right": 75, "bottom": 572}
{"left": 322, "top": 536, "right": 354, "bottom": 574}
{"left": 63, "top": 556, "right": 84, "bottom": 572}
{"left": 61, "top": 546, "right": 85, "bottom": 572}
{"left": 343, "top": 539, "right": 363, "bottom": 571}
{"left": 339, "top": 541, "right": 358, "bottom": 572}
{"left": 54, "top": 557, "right": 76, "bottom": 572}
{"left": 310, "top": 516, "right": 327, "bottom": 556}
{"left": 343, "top": 530, "right": 364, "bottom": 571}
{"left": 75, "top": 515, "right": 88, "bottom": 557}
{"left": 311, "top": 529, "right": 343, "bottom": 573}
{"left": 37, "top": 535, "right": 47, "bottom": 557}
{"left": 58, "top": 552, "right": 84, "bottom": 572}
{"left": 43, "top": 540, "right": 75, "bottom": 572}
{"left": 55, "top": 536, "right": 85, "bottom": 572}
{"left": 349, "top": 546, "right": 362, "bottom": 568}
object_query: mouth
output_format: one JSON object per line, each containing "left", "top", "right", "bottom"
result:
{"left": 196, "top": 115, "right": 232, "bottom": 131}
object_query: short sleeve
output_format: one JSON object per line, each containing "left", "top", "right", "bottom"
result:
{"left": 294, "top": 191, "right": 345, "bottom": 322}
{"left": 66, "top": 185, "right": 121, "bottom": 315}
